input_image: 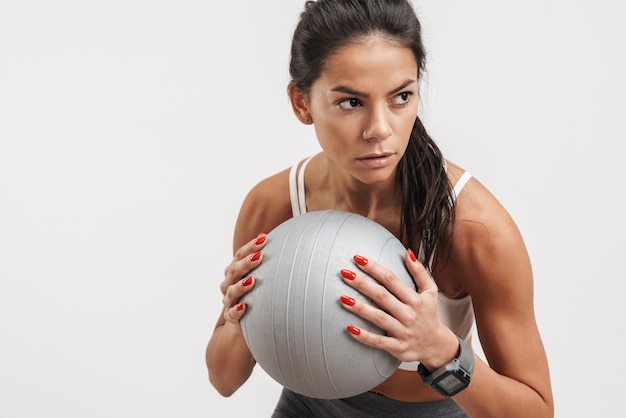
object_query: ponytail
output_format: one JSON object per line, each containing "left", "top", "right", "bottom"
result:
{"left": 398, "top": 116, "right": 455, "bottom": 268}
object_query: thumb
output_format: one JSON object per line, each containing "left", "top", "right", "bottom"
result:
{"left": 405, "top": 248, "right": 438, "bottom": 294}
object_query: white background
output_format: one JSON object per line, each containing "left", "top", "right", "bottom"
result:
{"left": 1, "top": 1, "right": 624, "bottom": 417}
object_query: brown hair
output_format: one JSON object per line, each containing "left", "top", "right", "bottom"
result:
{"left": 290, "top": 0, "right": 455, "bottom": 265}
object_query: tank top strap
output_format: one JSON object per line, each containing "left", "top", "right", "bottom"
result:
{"left": 452, "top": 171, "right": 472, "bottom": 202}
{"left": 419, "top": 170, "right": 473, "bottom": 269}
{"left": 288, "top": 156, "right": 313, "bottom": 216}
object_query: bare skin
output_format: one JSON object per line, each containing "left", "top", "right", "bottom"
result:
{"left": 206, "top": 36, "right": 553, "bottom": 417}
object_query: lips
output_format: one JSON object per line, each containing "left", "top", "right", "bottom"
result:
{"left": 357, "top": 152, "right": 394, "bottom": 161}
{"left": 356, "top": 152, "right": 395, "bottom": 168}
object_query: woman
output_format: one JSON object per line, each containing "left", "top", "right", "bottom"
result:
{"left": 206, "top": 0, "right": 553, "bottom": 416}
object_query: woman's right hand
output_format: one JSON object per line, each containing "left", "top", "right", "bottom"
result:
{"left": 220, "top": 233, "right": 267, "bottom": 327}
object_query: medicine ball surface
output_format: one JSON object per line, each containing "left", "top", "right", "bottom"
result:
{"left": 240, "top": 210, "right": 416, "bottom": 399}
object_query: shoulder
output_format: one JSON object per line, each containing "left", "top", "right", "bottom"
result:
{"left": 441, "top": 164, "right": 552, "bottom": 405}
{"left": 438, "top": 161, "right": 532, "bottom": 303}
{"left": 231, "top": 165, "right": 295, "bottom": 253}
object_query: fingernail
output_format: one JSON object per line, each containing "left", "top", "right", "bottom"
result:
{"left": 340, "top": 269, "right": 356, "bottom": 280}
{"left": 408, "top": 248, "right": 417, "bottom": 262}
{"left": 354, "top": 255, "right": 368, "bottom": 266}
{"left": 242, "top": 276, "right": 253, "bottom": 286}
{"left": 347, "top": 325, "right": 361, "bottom": 336}
{"left": 236, "top": 303, "right": 244, "bottom": 311}
{"left": 250, "top": 252, "right": 261, "bottom": 262}
{"left": 340, "top": 295, "right": 355, "bottom": 306}
{"left": 255, "top": 236, "right": 266, "bottom": 245}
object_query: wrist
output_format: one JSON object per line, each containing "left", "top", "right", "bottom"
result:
{"left": 417, "top": 334, "right": 474, "bottom": 397}
{"left": 421, "top": 329, "right": 460, "bottom": 371}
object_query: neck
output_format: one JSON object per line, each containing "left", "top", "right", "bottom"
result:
{"left": 316, "top": 156, "right": 403, "bottom": 221}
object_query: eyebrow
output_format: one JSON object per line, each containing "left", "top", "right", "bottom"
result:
{"left": 330, "top": 79, "right": 416, "bottom": 98}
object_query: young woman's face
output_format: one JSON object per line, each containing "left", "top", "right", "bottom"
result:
{"left": 307, "top": 36, "right": 419, "bottom": 185}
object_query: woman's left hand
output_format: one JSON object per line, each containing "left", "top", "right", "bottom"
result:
{"left": 339, "top": 249, "right": 458, "bottom": 369}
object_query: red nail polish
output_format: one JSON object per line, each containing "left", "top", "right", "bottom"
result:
{"left": 340, "top": 269, "right": 356, "bottom": 280}
{"left": 236, "top": 303, "right": 244, "bottom": 311}
{"left": 255, "top": 236, "right": 266, "bottom": 245}
{"left": 408, "top": 248, "right": 417, "bottom": 262}
{"left": 242, "top": 276, "right": 253, "bottom": 286}
{"left": 354, "top": 255, "right": 368, "bottom": 266}
{"left": 347, "top": 325, "right": 361, "bottom": 336}
{"left": 340, "top": 295, "right": 356, "bottom": 306}
{"left": 250, "top": 252, "right": 261, "bottom": 262}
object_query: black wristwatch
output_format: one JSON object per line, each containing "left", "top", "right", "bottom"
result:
{"left": 417, "top": 334, "right": 474, "bottom": 397}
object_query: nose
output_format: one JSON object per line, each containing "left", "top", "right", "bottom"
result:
{"left": 362, "top": 105, "right": 392, "bottom": 142}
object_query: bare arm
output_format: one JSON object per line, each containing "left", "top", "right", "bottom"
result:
{"left": 449, "top": 179, "right": 553, "bottom": 417}
{"left": 339, "top": 174, "right": 553, "bottom": 417}
{"left": 205, "top": 233, "right": 265, "bottom": 397}
{"left": 205, "top": 169, "right": 293, "bottom": 397}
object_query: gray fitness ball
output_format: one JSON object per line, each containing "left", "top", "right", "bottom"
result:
{"left": 240, "top": 210, "right": 416, "bottom": 399}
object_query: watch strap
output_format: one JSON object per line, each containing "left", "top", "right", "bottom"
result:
{"left": 417, "top": 334, "right": 474, "bottom": 396}
{"left": 455, "top": 334, "right": 474, "bottom": 375}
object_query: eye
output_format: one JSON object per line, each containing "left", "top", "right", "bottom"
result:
{"left": 390, "top": 91, "right": 413, "bottom": 106}
{"left": 338, "top": 98, "right": 362, "bottom": 110}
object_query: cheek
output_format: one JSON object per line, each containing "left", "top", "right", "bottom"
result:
{"left": 399, "top": 113, "right": 417, "bottom": 137}
{"left": 315, "top": 117, "right": 357, "bottom": 147}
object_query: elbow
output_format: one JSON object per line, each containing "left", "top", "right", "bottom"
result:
{"left": 206, "top": 342, "right": 238, "bottom": 397}
{"left": 208, "top": 357, "right": 252, "bottom": 398}
{"left": 205, "top": 337, "right": 255, "bottom": 397}
{"left": 208, "top": 370, "right": 238, "bottom": 398}
{"left": 543, "top": 397, "right": 555, "bottom": 418}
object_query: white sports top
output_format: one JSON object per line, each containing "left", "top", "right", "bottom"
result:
{"left": 288, "top": 156, "right": 475, "bottom": 371}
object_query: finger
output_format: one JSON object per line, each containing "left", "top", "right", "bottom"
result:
{"left": 224, "top": 301, "right": 247, "bottom": 325}
{"left": 339, "top": 294, "right": 403, "bottom": 338}
{"left": 344, "top": 322, "right": 405, "bottom": 356}
{"left": 222, "top": 275, "right": 255, "bottom": 311}
{"left": 232, "top": 232, "right": 268, "bottom": 262}
{"left": 221, "top": 233, "right": 266, "bottom": 294}
{"left": 228, "top": 249, "right": 262, "bottom": 284}
{"left": 350, "top": 255, "right": 418, "bottom": 305}
{"left": 340, "top": 266, "right": 414, "bottom": 324}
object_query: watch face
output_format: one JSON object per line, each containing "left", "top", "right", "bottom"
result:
{"left": 437, "top": 374, "right": 465, "bottom": 394}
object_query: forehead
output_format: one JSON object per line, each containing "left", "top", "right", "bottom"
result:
{"left": 315, "top": 36, "right": 418, "bottom": 91}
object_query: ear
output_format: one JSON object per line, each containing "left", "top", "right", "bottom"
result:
{"left": 288, "top": 83, "right": 314, "bottom": 125}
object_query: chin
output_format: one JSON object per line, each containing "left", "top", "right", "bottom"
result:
{"left": 355, "top": 167, "right": 398, "bottom": 185}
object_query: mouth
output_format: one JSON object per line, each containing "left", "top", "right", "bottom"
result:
{"left": 357, "top": 152, "right": 394, "bottom": 161}
{"left": 356, "top": 152, "right": 395, "bottom": 168}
